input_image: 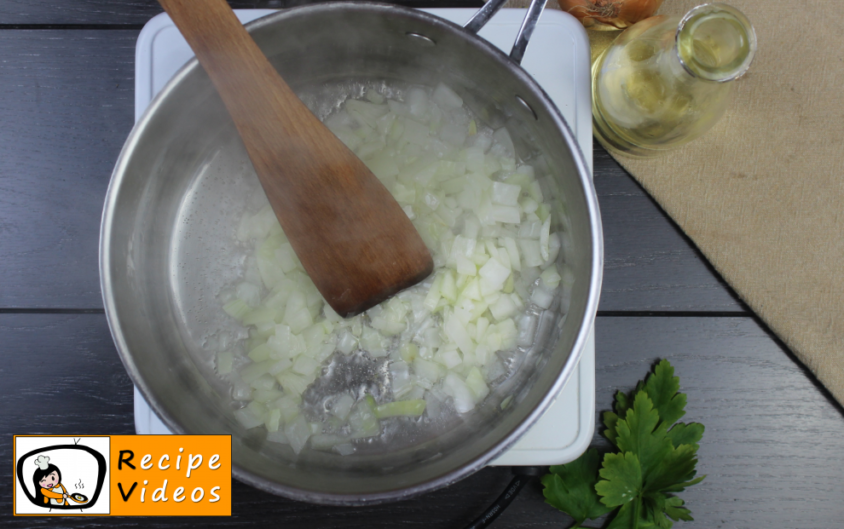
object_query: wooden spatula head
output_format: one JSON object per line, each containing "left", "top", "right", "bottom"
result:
{"left": 159, "top": 0, "right": 433, "bottom": 316}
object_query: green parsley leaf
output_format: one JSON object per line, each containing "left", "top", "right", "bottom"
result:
{"left": 606, "top": 501, "right": 638, "bottom": 529}
{"left": 604, "top": 409, "right": 622, "bottom": 447}
{"left": 596, "top": 452, "right": 642, "bottom": 508}
{"left": 644, "top": 360, "right": 687, "bottom": 429}
{"left": 542, "top": 448, "right": 612, "bottom": 525}
{"left": 543, "top": 360, "right": 705, "bottom": 529}
{"left": 645, "top": 494, "right": 673, "bottom": 529}
{"left": 664, "top": 496, "right": 694, "bottom": 522}
{"left": 666, "top": 422, "right": 704, "bottom": 451}
{"left": 615, "top": 392, "right": 673, "bottom": 487}
{"left": 604, "top": 382, "right": 641, "bottom": 447}
{"left": 645, "top": 443, "right": 701, "bottom": 493}
{"left": 606, "top": 500, "right": 657, "bottom": 529}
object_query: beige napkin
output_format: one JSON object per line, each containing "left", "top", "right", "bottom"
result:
{"left": 509, "top": 1, "right": 844, "bottom": 405}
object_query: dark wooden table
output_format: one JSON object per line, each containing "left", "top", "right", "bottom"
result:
{"left": 2, "top": 1, "right": 843, "bottom": 527}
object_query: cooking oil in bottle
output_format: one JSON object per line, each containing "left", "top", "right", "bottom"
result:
{"left": 592, "top": 4, "right": 756, "bottom": 156}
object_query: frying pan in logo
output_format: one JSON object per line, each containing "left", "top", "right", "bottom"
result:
{"left": 69, "top": 493, "right": 89, "bottom": 504}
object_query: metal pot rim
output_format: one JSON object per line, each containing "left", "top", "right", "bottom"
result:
{"left": 100, "top": 1, "right": 603, "bottom": 505}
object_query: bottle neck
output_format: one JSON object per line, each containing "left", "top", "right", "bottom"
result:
{"left": 675, "top": 3, "right": 756, "bottom": 83}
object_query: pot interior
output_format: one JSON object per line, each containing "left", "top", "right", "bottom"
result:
{"left": 103, "top": 3, "right": 597, "bottom": 503}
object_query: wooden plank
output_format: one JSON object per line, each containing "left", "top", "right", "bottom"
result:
{"left": 594, "top": 143, "right": 747, "bottom": 313}
{"left": 0, "top": 30, "right": 137, "bottom": 309}
{"left": 0, "top": 314, "right": 133, "bottom": 434}
{"left": 2, "top": 314, "right": 842, "bottom": 527}
{"left": 0, "top": 0, "right": 484, "bottom": 26}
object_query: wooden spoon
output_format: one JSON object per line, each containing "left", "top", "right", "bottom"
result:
{"left": 158, "top": 0, "right": 433, "bottom": 317}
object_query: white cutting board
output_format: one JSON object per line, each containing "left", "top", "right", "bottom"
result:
{"left": 133, "top": 7, "right": 595, "bottom": 466}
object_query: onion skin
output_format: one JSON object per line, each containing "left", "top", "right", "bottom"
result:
{"left": 557, "top": 0, "right": 664, "bottom": 31}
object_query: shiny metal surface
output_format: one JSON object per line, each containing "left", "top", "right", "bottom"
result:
{"left": 510, "top": 0, "right": 549, "bottom": 64}
{"left": 100, "top": 2, "right": 602, "bottom": 505}
{"left": 464, "top": 0, "right": 508, "bottom": 34}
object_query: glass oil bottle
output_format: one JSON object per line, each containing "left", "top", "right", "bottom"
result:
{"left": 592, "top": 3, "right": 756, "bottom": 156}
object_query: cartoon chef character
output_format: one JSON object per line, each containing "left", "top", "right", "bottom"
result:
{"left": 32, "top": 455, "right": 69, "bottom": 506}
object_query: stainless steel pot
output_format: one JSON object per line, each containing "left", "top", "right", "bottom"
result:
{"left": 100, "top": 1, "right": 602, "bottom": 505}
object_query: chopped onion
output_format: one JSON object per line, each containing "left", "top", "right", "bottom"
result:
{"left": 234, "top": 408, "right": 264, "bottom": 430}
{"left": 216, "top": 351, "right": 234, "bottom": 375}
{"left": 374, "top": 399, "right": 426, "bottom": 419}
{"left": 218, "top": 83, "right": 568, "bottom": 455}
{"left": 284, "top": 415, "right": 311, "bottom": 455}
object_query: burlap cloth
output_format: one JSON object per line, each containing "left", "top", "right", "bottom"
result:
{"left": 506, "top": 1, "right": 844, "bottom": 405}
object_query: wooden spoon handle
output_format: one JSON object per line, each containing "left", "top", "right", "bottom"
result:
{"left": 158, "top": 0, "right": 433, "bottom": 316}
{"left": 159, "top": 0, "right": 315, "bottom": 153}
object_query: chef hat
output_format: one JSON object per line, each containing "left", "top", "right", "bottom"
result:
{"left": 35, "top": 455, "right": 50, "bottom": 470}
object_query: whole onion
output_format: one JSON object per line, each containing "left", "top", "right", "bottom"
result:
{"left": 557, "top": 0, "right": 664, "bottom": 31}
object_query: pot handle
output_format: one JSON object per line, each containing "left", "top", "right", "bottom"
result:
{"left": 463, "top": 0, "right": 548, "bottom": 65}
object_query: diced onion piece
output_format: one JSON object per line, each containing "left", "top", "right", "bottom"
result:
{"left": 247, "top": 343, "right": 272, "bottom": 363}
{"left": 284, "top": 414, "right": 311, "bottom": 455}
{"left": 267, "top": 325, "right": 304, "bottom": 358}
{"left": 407, "top": 87, "right": 429, "bottom": 118}
{"left": 444, "top": 314, "right": 475, "bottom": 356}
{"left": 250, "top": 374, "right": 275, "bottom": 391}
{"left": 415, "top": 357, "right": 445, "bottom": 384}
{"left": 277, "top": 372, "right": 309, "bottom": 398}
{"left": 246, "top": 400, "right": 268, "bottom": 423}
{"left": 440, "top": 271, "right": 457, "bottom": 302}
{"left": 266, "top": 429, "right": 288, "bottom": 444}
{"left": 390, "top": 361, "right": 413, "bottom": 397}
{"left": 232, "top": 380, "right": 252, "bottom": 401}
{"left": 478, "top": 257, "right": 511, "bottom": 296}
{"left": 465, "top": 367, "right": 490, "bottom": 402}
{"left": 492, "top": 181, "right": 521, "bottom": 206}
{"left": 284, "top": 292, "right": 313, "bottom": 334}
{"left": 236, "top": 282, "right": 261, "bottom": 307}
{"left": 540, "top": 267, "right": 562, "bottom": 289}
{"left": 273, "top": 242, "right": 298, "bottom": 273}
{"left": 434, "top": 344, "right": 463, "bottom": 369}
{"left": 517, "top": 313, "right": 538, "bottom": 347}
{"left": 489, "top": 205, "right": 521, "bottom": 224}
{"left": 374, "top": 399, "right": 426, "bottom": 419}
{"left": 223, "top": 298, "right": 250, "bottom": 321}
{"left": 331, "top": 394, "right": 355, "bottom": 421}
{"left": 234, "top": 408, "right": 264, "bottom": 430}
{"left": 365, "top": 88, "right": 385, "bottom": 104}
{"left": 443, "top": 373, "right": 476, "bottom": 413}
{"left": 456, "top": 254, "right": 477, "bottom": 276}
{"left": 489, "top": 294, "right": 518, "bottom": 321}
{"left": 337, "top": 329, "right": 358, "bottom": 355}
{"left": 518, "top": 239, "right": 545, "bottom": 268}
{"left": 399, "top": 342, "right": 419, "bottom": 363}
{"left": 265, "top": 408, "right": 282, "bottom": 432}
{"left": 268, "top": 358, "right": 292, "bottom": 376}
{"left": 269, "top": 396, "right": 301, "bottom": 423}
{"left": 492, "top": 127, "right": 515, "bottom": 158}
{"left": 433, "top": 82, "right": 463, "bottom": 109}
{"left": 349, "top": 400, "right": 380, "bottom": 439}
{"left": 310, "top": 434, "right": 344, "bottom": 451}
{"left": 242, "top": 307, "right": 276, "bottom": 327}
{"left": 539, "top": 216, "right": 552, "bottom": 261}
{"left": 334, "top": 443, "right": 355, "bottom": 456}
{"left": 239, "top": 360, "right": 273, "bottom": 385}
{"left": 292, "top": 355, "right": 319, "bottom": 377}
{"left": 217, "top": 351, "right": 234, "bottom": 375}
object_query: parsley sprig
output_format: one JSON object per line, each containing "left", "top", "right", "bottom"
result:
{"left": 542, "top": 360, "right": 705, "bottom": 529}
